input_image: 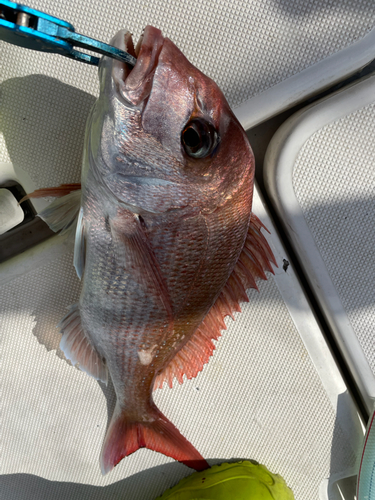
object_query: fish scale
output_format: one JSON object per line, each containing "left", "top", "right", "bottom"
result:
{"left": 147, "top": 213, "right": 209, "bottom": 314}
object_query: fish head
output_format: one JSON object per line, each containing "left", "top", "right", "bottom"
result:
{"left": 89, "top": 26, "right": 254, "bottom": 214}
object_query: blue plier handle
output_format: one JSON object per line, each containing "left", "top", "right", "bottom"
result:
{"left": 0, "top": 0, "right": 136, "bottom": 66}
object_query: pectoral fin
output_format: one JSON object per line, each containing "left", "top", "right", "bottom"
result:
{"left": 110, "top": 209, "right": 173, "bottom": 322}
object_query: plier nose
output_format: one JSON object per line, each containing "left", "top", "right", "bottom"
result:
{"left": 0, "top": 0, "right": 137, "bottom": 66}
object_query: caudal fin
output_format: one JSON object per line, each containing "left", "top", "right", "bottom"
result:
{"left": 100, "top": 403, "right": 208, "bottom": 474}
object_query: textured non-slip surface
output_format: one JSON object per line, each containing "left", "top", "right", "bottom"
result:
{"left": 0, "top": 0, "right": 374, "bottom": 116}
{"left": 0, "top": 241, "right": 356, "bottom": 500}
{"left": 0, "top": 1, "right": 368, "bottom": 498}
{"left": 293, "top": 102, "right": 375, "bottom": 376}
{"left": 2, "top": 1, "right": 375, "bottom": 186}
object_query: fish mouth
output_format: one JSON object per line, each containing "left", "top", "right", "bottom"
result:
{"left": 110, "top": 26, "right": 165, "bottom": 107}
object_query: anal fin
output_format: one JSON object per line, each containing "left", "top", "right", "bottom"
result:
{"left": 154, "top": 211, "right": 277, "bottom": 390}
{"left": 58, "top": 304, "right": 108, "bottom": 385}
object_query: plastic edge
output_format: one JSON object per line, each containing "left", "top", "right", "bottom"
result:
{"left": 234, "top": 29, "right": 375, "bottom": 130}
{"left": 262, "top": 75, "right": 375, "bottom": 415}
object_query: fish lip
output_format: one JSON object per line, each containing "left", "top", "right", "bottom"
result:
{"left": 110, "top": 26, "right": 165, "bottom": 107}
{"left": 109, "top": 30, "right": 136, "bottom": 93}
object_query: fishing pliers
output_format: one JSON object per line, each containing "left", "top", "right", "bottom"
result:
{"left": 0, "top": 0, "right": 136, "bottom": 66}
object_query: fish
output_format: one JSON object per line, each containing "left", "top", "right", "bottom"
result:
{"left": 24, "top": 26, "right": 277, "bottom": 474}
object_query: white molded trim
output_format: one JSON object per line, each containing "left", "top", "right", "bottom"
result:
{"left": 263, "top": 76, "right": 375, "bottom": 414}
{"left": 234, "top": 29, "right": 375, "bottom": 130}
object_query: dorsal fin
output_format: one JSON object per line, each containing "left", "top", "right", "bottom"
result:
{"left": 153, "top": 212, "right": 277, "bottom": 390}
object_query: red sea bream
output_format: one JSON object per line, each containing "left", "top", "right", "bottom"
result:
{"left": 26, "top": 26, "right": 277, "bottom": 474}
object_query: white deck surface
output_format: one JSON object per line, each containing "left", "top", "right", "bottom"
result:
{"left": 0, "top": 189, "right": 363, "bottom": 500}
{"left": 1, "top": 1, "right": 372, "bottom": 498}
{"left": 264, "top": 76, "right": 375, "bottom": 415}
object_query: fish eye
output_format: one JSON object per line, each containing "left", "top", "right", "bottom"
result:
{"left": 181, "top": 119, "right": 219, "bottom": 159}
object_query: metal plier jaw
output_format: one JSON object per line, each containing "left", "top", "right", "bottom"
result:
{"left": 0, "top": 0, "right": 137, "bottom": 66}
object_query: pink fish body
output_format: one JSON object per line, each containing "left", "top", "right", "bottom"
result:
{"left": 28, "top": 26, "right": 276, "bottom": 474}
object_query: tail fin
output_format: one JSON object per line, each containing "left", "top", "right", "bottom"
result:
{"left": 100, "top": 403, "right": 208, "bottom": 474}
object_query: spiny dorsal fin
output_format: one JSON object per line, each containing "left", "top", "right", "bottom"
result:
{"left": 153, "top": 212, "right": 277, "bottom": 390}
{"left": 58, "top": 304, "right": 108, "bottom": 385}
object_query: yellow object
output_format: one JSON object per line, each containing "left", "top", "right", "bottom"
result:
{"left": 156, "top": 460, "right": 295, "bottom": 499}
